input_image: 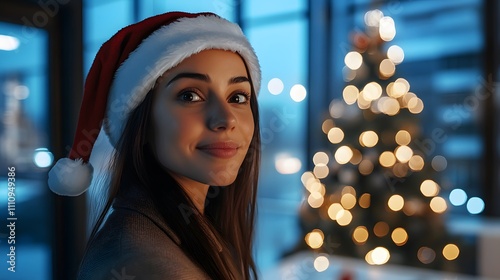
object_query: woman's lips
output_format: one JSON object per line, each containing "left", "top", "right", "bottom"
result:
{"left": 197, "top": 142, "right": 239, "bottom": 159}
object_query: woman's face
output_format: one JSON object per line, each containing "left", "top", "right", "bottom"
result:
{"left": 151, "top": 49, "right": 255, "bottom": 187}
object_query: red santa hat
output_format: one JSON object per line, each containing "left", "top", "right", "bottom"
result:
{"left": 48, "top": 11, "right": 261, "bottom": 196}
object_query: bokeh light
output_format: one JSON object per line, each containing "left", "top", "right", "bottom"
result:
{"left": 408, "top": 155, "right": 424, "bottom": 171}
{"left": 330, "top": 100, "right": 345, "bottom": 118}
{"left": 343, "top": 85, "right": 359, "bottom": 105}
{"left": 467, "top": 197, "right": 485, "bottom": 214}
{"left": 387, "top": 45, "right": 404, "bottom": 64}
{"left": 308, "top": 192, "right": 324, "bottom": 208}
{"left": 304, "top": 180, "right": 324, "bottom": 194}
{"left": 393, "top": 162, "right": 409, "bottom": 177}
{"left": 290, "top": 84, "right": 307, "bottom": 102}
{"left": 395, "top": 130, "right": 411, "bottom": 146}
{"left": 431, "top": 155, "right": 448, "bottom": 172}
{"left": 359, "top": 193, "right": 371, "bottom": 208}
{"left": 350, "top": 149, "right": 363, "bottom": 165}
{"left": 449, "top": 189, "right": 468, "bottom": 206}
{"left": 341, "top": 193, "right": 357, "bottom": 210}
{"left": 374, "top": 221, "right": 389, "bottom": 237}
{"left": 379, "top": 16, "right": 396, "bottom": 41}
{"left": 364, "top": 9, "right": 384, "bottom": 27}
{"left": 328, "top": 203, "right": 344, "bottom": 221}
{"left": 334, "top": 146, "right": 353, "bottom": 164}
{"left": 430, "top": 196, "right": 447, "bottom": 213}
{"left": 305, "top": 229, "right": 324, "bottom": 249}
{"left": 341, "top": 185, "right": 357, "bottom": 196}
{"left": 33, "top": 148, "right": 54, "bottom": 168}
{"left": 401, "top": 92, "right": 417, "bottom": 107}
{"left": 420, "top": 179, "right": 440, "bottom": 197}
{"left": 267, "top": 78, "right": 284, "bottom": 95}
{"left": 13, "top": 85, "right": 29, "bottom": 100}
{"left": 0, "top": 34, "right": 20, "bottom": 51}
{"left": 353, "top": 226, "right": 369, "bottom": 245}
{"left": 313, "top": 152, "right": 329, "bottom": 165}
{"left": 359, "top": 159, "right": 374, "bottom": 175}
{"left": 379, "top": 151, "right": 397, "bottom": 167}
{"left": 314, "top": 256, "right": 330, "bottom": 272}
{"left": 357, "top": 91, "right": 372, "bottom": 109}
{"left": 328, "top": 127, "right": 345, "bottom": 144}
{"left": 417, "top": 247, "right": 436, "bottom": 264}
{"left": 443, "top": 244, "right": 460, "bottom": 260}
{"left": 322, "top": 119, "right": 335, "bottom": 134}
{"left": 363, "top": 82, "right": 383, "bottom": 101}
{"left": 303, "top": 179, "right": 321, "bottom": 195}
{"left": 275, "top": 155, "right": 302, "bottom": 175}
{"left": 366, "top": 247, "right": 390, "bottom": 265}
{"left": 391, "top": 228, "right": 408, "bottom": 246}
{"left": 392, "top": 78, "right": 410, "bottom": 98}
{"left": 395, "top": 145, "right": 413, "bottom": 163}
{"left": 388, "top": 194, "right": 404, "bottom": 211}
{"left": 313, "top": 165, "right": 329, "bottom": 179}
{"left": 403, "top": 199, "right": 423, "bottom": 216}
{"left": 408, "top": 97, "right": 424, "bottom": 114}
{"left": 395, "top": 162, "right": 410, "bottom": 175}
{"left": 359, "top": 130, "right": 379, "bottom": 147}
{"left": 379, "top": 59, "right": 395, "bottom": 78}
{"left": 301, "top": 171, "right": 315, "bottom": 186}
{"left": 336, "top": 209, "right": 353, "bottom": 226}
{"left": 345, "top": 51, "right": 363, "bottom": 70}
{"left": 378, "top": 97, "right": 400, "bottom": 116}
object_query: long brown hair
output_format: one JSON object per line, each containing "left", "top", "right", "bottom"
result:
{"left": 86, "top": 77, "right": 261, "bottom": 279}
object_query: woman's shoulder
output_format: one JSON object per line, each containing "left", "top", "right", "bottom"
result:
{"left": 77, "top": 200, "right": 209, "bottom": 279}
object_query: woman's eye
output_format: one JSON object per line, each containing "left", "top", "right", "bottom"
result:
{"left": 178, "top": 91, "right": 202, "bottom": 102}
{"left": 229, "top": 93, "right": 250, "bottom": 104}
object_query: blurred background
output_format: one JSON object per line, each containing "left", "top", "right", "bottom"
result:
{"left": 0, "top": 0, "right": 499, "bottom": 279}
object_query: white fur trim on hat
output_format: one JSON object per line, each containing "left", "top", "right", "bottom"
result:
{"left": 48, "top": 158, "right": 94, "bottom": 196}
{"left": 104, "top": 15, "right": 261, "bottom": 147}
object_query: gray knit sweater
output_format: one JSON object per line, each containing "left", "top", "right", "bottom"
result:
{"left": 77, "top": 185, "right": 211, "bottom": 280}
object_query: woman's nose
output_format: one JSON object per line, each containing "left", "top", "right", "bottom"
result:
{"left": 207, "top": 100, "right": 237, "bottom": 131}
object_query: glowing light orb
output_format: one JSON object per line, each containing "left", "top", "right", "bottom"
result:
{"left": 314, "top": 256, "right": 330, "bottom": 272}
{"left": 290, "top": 84, "right": 307, "bottom": 102}
{"left": 449, "top": 189, "right": 467, "bottom": 206}
{"left": 334, "top": 146, "right": 353, "bottom": 164}
{"left": 387, "top": 45, "right": 404, "bottom": 64}
{"left": 345, "top": 51, "right": 363, "bottom": 70}
{"left": 443, "top": 244, "right": 460, "bottom": 260}
{"left": 267, "top": 78, "right": 284, "bottom": 95}
{"left": 33, "top": 148, "right": 54, "bottom": 168}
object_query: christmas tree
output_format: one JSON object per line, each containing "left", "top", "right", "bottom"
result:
{"left": 296, "top": 9, "right": 470, "bottom": 273}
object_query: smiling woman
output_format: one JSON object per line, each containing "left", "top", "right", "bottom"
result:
{"left": 47, "top": 12, "right": 261, "bottom": 280}
{"left": 150, "top": 50, "right": 255, "bottom": 213}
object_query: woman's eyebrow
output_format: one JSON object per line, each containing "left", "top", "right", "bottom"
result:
{"left": 166, "top": 72, "right": 210, "bottom": 87}
{"left": 166, "top": 73, "right": 250, "bottom": 87}
{"left": 229, "top": 76, "right": 250, "bottom": 85}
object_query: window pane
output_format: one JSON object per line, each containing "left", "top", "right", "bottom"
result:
{"left": 140, "top": 0, "right": 236, "bottom": 21}
{"left": 83, "top": 0, "right": 133, "bottom": 74}
{"left": 336, "top": 0, "right": 485, "bottom": 216}
{"left": 377, "top": 0, "right": 485, "bottom": 214}
{"left": 243, "top": 0, "right": 306, "bottom": 19}
{"left": 0, "top": 22, "right": 51, "bottom": 280}
{"left": 246, "top": 18, "right": 308, "bottom": 272}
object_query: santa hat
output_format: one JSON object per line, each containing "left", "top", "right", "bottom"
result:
{"left": 48, "top": 11, "right": 261, "bottom": 196}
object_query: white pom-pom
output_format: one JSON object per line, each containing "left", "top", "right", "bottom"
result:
{"left": 48, "top": 158, "right": 94, "bottom": 196}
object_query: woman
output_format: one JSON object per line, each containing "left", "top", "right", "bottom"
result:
{"left": 48, "top": 12, "right": 261, "bottom": 279}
